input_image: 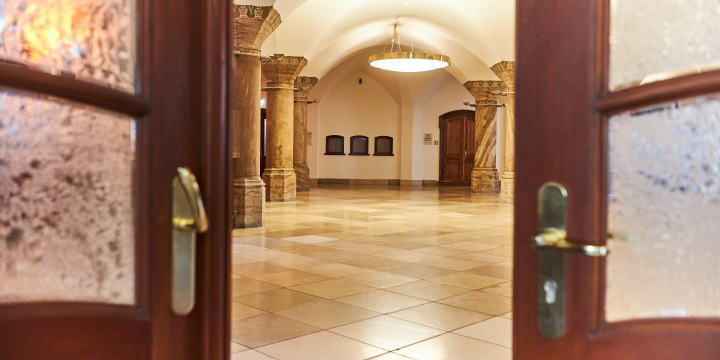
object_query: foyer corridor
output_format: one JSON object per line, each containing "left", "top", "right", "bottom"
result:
{"left": 229, "top": 185, "right": 514, "bottom": 360}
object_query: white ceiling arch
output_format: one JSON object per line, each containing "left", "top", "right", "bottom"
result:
{"left": 242, "top": 0, "right": 515, "bottom": 83}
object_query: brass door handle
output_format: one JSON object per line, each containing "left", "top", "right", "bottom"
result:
{"left": 534, "top": 182, "right": 607, "bottom": 340}
{"left": 173, "top": 167, "right": 208, "bottom": 233}
{"left": 171, "top": 167, "right": 208, "bottom": 316}
{"left": 534, "top": 229, "right": 608, "bottom": 257}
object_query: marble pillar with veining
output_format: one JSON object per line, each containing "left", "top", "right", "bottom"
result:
{"left": 231, "top": 5, "right": 281, "bottom": 227}
{"left": 463, "top": 80, "right": 504, "bottom": 194}
{"left": 293, "top": 76, "right": 318, "bottom": 192}
{"left": 262, "top": 56, "right": 308, "bottom": 201}
{"left": 491, "top": 61, "right": 516, "bottom": 203}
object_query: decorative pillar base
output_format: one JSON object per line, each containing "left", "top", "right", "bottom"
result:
{"left": 500, "top": 171, "right": 515, "bottom": 203}
{"left": 262, "top": 168, "right": 296, "bottom": 202}
{"left": 294, "top": 163, "right": 310, "bottom": 192}
{"left": 233, "top": 177, "right": 265, "bottom": 228}
{"left": 471, "top": 167, "right": 500, "bottom": 193}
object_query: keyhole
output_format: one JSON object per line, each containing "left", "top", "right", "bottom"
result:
{"left": 543, "top": 280, "right": 558, "bottom": 304}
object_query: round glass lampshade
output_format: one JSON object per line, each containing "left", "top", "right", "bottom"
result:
{"left": 369, "top": 52, "right": 450, "bottom": 72}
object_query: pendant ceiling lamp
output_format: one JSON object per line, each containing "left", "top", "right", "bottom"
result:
{"left": 369, "top": 24, "right": 450, "bottom": 73}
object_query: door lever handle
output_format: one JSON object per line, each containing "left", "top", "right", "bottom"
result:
{"left": 534, "top": 229, "right": 607, "bottom": 257}
{"left": 171, "top": 167, "right": 208, "bottom": 316}
{"left": 173, "top": 167, "right": 208, "bottom": 233}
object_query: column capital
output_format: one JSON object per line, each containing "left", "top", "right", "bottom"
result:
{"left": 490, "top": 61, "right": 516, "bottom": 91}
{"left": 295, "top": 77, "right": 318, "bottom": 100}
{"left": 262, "top": 56, "right": 308, "bottom": 87}
{"left": 233, "top": 5, "right": 281, "bottom": 54}
{"left": 463, "top": 80, "right": 505, "bottom": 103}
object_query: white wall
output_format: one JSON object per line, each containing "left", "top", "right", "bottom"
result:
{"left": 311, "top": 72, "right": 401, "bottom": 180}
{"left": 307, "top": 65, "right": 506, "bottom": 182}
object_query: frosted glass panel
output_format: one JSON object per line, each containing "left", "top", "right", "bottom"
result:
{"left": 0, "top": 0, "right": 136, "bottom": 93}
{"left": 606, "top": 94, "right": 720, "bottom": 321}
{"left": 609, "top": 0, "right": 720, "bottom": 91}
{"left": 0, "top": 89, "right": 135, "bottom": 304}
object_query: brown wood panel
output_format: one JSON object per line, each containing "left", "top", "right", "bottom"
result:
{"left": 439, "top": 110, "right": 475, "bottom": 185}
{"left": 517, "top": 0, "right": 720, "bottom": 358}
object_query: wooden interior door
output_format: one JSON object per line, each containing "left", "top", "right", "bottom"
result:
{"left": 439, "top": 110, "right": 475, "bottom": 185}
{"left": 516, "top": 0, "right": 720, "bottom": 358}
{"left": 0, "top": 0, "right": 230, "bottom": 358}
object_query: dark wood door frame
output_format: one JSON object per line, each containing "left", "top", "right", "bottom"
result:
{"left": 516, "top": 0, "right": 720, "bottom": 359}
{"left": 0, "top": 0, "right": 230, "bottom": 358}
{"left": 439, "top": 109, "right": 475, "bottom": 186}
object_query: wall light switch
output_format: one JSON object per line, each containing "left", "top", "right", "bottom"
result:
{"left": 434, "top": 140, "right": 439, "bottom": 145}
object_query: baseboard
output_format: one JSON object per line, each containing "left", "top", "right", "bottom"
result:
{"left": 313, "top": 178, "right": 422, "bottom": 185}
{"left": 400, "top": 180, "right": 422, "bottom": 186}
{"left": 422, "top": 180, "right": 439, "bottom": 186}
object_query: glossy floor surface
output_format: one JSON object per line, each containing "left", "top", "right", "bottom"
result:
{"left": 230, "top": 185, "right": 514, "bottom": 360}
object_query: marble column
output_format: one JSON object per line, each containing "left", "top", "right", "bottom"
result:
{"left": 463, "top": 80, "right": 504, "bottom": 193}
{"left": 491, "top": 61, "right": 516, "bottom": 203}
{"left": 261, "top": 56, "right": 308, "bottom": 201}
{"left": 231, "top": 5, "right": 281, "bottom": 228}
{"left": 293, "top": 76, "right": 318, "bottom": 192}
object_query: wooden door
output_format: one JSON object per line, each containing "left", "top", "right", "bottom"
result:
{"left": 516, "top": 0, "right": 720, "bottom": 359}
{"left": 439, "top": 110, "right": 475, "bottom": 185}
{"left": 0, "top": 0, "right": 230, "bottom": 359}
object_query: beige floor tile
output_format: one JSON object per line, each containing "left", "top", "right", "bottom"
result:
{"left": 381, "top": 264, "right": 455, "bottom": 279}
{"left": 474, "top": 234, "right": 513, "bottom": 246}
{"left": 331, "top": 316, "right": 444, "bottom": 351}
{"left": 283, "top": 235, "right": 338, "bottom": 244}
{"left": 304, "top": 263, "right": 374, "bottom": 278}
{"left": 501, "top": 312, "right": 513, "bottom": 319}
{"left": 369, "top": 353, "right": 416, "bottom": 360}
{"left": 341, "top": 256, "right": 410, "bottom": 270}
{"left": 234, "top": 289, "right": 325, "bottom": 312}
{"left": 480, "top": 281, "right": 513, "bottom": 297}
{"left": 481, "top": 246, "right": 514, "bottom": 256}
{"left": 231, "top": 277, "right": 281, "bottom": 297}
{"left": 342, "top": 271, "right": 417, "bottom": 289}
{"left": 266, "top": 255, "right": 331, "bottom": 270}
{"left": 230, "top": 341, "right": 248, "bottom": 353}
{"left": 412, "top": 246, "right": 468, "bottom": 257}
{"left": 256, "top": 331, "right": 386, "bottom": 360}
{"left": 335, "top": 290, "right": 428, "bottom": 314}
{"left": 396, "top": 333, "right": 511, "bottom": 360}
{"left": 248, "top": 270, "right": 329, "bottom": 287}
{"left": 453, "top": 252, "right": 511, "bottom": 264}
{"left": 275, "top": 300, "right": 380, "bottom": 329}
{"left": 232, "top": 262, "right": 292, "bottom": 277}
{"left": 390, "top": 302, "right": 493, "bottom": 331}
{"left": 289, "top": 279, "right": 375, "bottom": 299}
{"left": 454, "top": 316, "right": 513, "bottom": 348}
{"left": 428, "top": 272, "right": 506, "bottom": 290}
{"left": 230, "top": 350, "right": 275, "bottom": 360}
{"left": 447, "top": 241, "right": 500, "bottom": 252}
{"left": 230, "top": 313, "right": 319, "bottom": 348}
{"left": 231, "top": 301, "right": 267, "bottom": 320}
{"left": 439, "top": 291, "right": 513, "bottom": 315}
{"left": 465, "top": 262, "right": 513, "bottom": 280}
{"left": 379, "top": 251, "right": 443, "bottom": 262}
{"left": 305, "top": 249, "right": 367, "bottom": 262}
{"left": 420, "top": 257, "right": 485, "bottom": 271}
{"left": 384, "top": 280, "right": 472, "bottom": 301}
{"left": 232, "top": 244, "right": 266, "bottom": 253}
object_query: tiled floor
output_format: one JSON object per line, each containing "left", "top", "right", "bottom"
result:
{"left": 230, "top": 185, "right": 513, "bottom": 360}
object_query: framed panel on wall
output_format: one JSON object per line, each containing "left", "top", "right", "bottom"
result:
{"left": 349, "top": 135, "right": 369, "bottom": 155}
{"left": 324, "top": 135, "right": 345, "bottom": 155}
{"left": 374, "top": 136, "right": 394, "bottom": 156}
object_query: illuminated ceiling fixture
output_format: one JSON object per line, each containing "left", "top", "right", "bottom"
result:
{"left": 369, "top": 23, "right": 450, "bottom": 73}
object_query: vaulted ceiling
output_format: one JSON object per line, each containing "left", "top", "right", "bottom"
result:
{"left": 243, "top": 0, "right": 516, "bottom": 84}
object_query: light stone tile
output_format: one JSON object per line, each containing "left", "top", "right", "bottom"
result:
{"left": 330, "top": 316, "right": 444, "bottom": 351}
{"left": 396, "top": 333, "right": 511, "bottom": 360}
{"left": 256, "top": 331, "right": 386, "bottom": 360}
{"left": 453, "top": 316, "right": 513, "bottom": 348}
{"left": 335, "top": 290, "right": 428, "bottom": 314}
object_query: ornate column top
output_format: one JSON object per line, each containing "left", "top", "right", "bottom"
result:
{"left": 490, "top": 61, "right": 516, "bottom": 91}
{"left": 463, "top": 80, "right": 505, "bottom": 103}
{"left": 233, "top": 5, "right": 282, "bottom": 54}
{"left": 295, "top": 77, "right": 319, "bottom": 100}
{"left": 262, "top": 56, "right": 308, "bottom": 87}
